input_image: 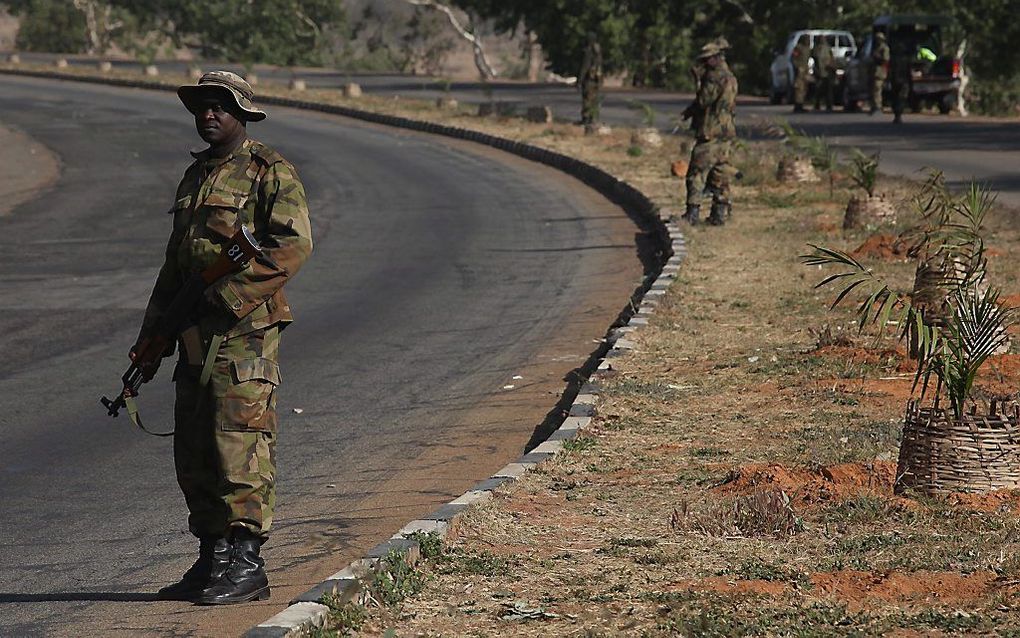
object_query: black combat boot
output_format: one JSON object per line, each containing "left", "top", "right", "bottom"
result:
{"left": 157, "top": 536, "right": 232, "bottom": 601}
{"left": 194, "top": 527, "right": 270, "bottom": 605}
{"left": 708, "top": 201, "right": 728, "bottom": 226}
{"left": 680, "top": 204, "right": 700, "bottom": 225}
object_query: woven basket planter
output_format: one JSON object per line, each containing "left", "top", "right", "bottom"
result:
{"left": 896, "top": 400, "right": 1020, "bottom": 495}
{"left": 776, "top": 156, "right": 818, "bottom": 183}
{"left": 843, "top": 194, "right": 896, "bottom": 229}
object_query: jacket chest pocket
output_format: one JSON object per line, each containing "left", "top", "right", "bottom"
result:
{"left": 168, "top": 194, "right": 193, "bottom": 233}
{"left": 201, "top": 190, "right": 249, "bottom": 239}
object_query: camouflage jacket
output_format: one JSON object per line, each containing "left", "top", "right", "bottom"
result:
{"left": 692, "top": 61, "right": 737, "bottom": 142}
{"left": 812, "top": 41, "right": 834, "bottom": 78}
{"left": 141, "top": 137, "right": 313, "bottom": 342}
{"left": 792, "top": 42, "right": 811, "bottom": 72}
{"left": 872, "top": 39, "right": 891, "bottom": 79}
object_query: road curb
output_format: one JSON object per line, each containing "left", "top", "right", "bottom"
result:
{"left": 0, "top": 66, "right": 685, "bottom": 636}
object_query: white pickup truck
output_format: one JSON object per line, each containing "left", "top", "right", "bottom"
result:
{"left": 768, "top": 30, "right": 857, "bottom": 104}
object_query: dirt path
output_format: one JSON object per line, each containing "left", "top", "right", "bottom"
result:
{"left": 0, "top": 119, "right": 59, "bottom": 216}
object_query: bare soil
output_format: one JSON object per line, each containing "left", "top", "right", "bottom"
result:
{"left": 14, "top": 63, "right": 1020, "bottom": 637}
{"left": 328, "top": 111, "right": 1020, "bottom": 635}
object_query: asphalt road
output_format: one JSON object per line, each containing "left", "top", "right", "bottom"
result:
{"left": 13, "top": 55, "right": 1018, "bottom": 207}
{"left": 0, "top": 75, "right": 646, "bottom": 636}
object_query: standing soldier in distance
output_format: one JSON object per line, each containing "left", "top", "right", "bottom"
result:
{"left": 870, "top": 31, "right": 890, "bottom": 114}
{"left": 139, "top": 71, "right": 313, "bottom": 604}
{"left": 578, "top": 32, "right": 603, "bottom": 133}
{"left": 889, "top": 39, "right": 912, "bottom": 124}
{"left": 791, "top": 35, "right": 811, "bottom": 113}
{"left": 680, "top": 41, "right": 738, "bottom": 226}
{"left": 812, "top": 35, "right": 836, "bottom": 111}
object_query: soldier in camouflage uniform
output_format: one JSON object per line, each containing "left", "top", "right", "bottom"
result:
{"left": 791, "top": 35, "right": 811, "bottom": 113}
{"left": 135, "top": 71, "right": 313, "bottom": 604}
{"left": 870, "top": 31, "right": 890, "bottom": 114}
{"left": 889, "top": 39, "right": 912, "bottom": 124}
{"left": 680, "top": 41, "right": 738, "bottom": 226}
{"left": 812, "top": 35, "right": 835, "bottom": 111}
{"left": 579, "top": 32, "right": 603, "bottom": 132}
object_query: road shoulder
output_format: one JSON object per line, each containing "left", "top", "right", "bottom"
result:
{"left": 0, "top": 119, "right": 59, "bottom": 216}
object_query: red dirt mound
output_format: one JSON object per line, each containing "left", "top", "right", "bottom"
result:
{"left": 1002, "top": 294, "right": 1020, "bottom": 310}
{"left": 811, "top": 569, "right": 996, "bottom": 607}
{"left": 675, "top": 577, "right": 790, "bottom": 596}
{"left": 851, "top": 234, "right": 909, "bottom": 260}
{"left": 948, "top": 490, "right": 1020, "bottom": 513}
{"left": 972, "top": 354, "right": 1020, "bottom": 400}
{"left": 715, "top": 462, "right": 897, "bottom": 506}
{"left": 811, "top": 345, "right": 914, "bottom": 373}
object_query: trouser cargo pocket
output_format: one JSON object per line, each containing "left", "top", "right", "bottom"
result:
{"left": 218, "top": 357, "right": 281, "bottom": 432}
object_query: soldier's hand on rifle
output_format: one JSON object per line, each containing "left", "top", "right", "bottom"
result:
{"left": 129, "top": 343, "right": 162, "bottom": 384}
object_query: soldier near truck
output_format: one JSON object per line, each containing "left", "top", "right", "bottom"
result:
{"left": 870, "top": 31, "right": 890, "bottom": 114}
{"left": 680, "top": 41, "right": 738, "bottom": 227}
{"left": 791, "top": 35, "right": 811, "bottom": 113}
{"left": 134, "top": 70, "right": 313, "bottom": 604}
{"left": 812, "top": 35, "right": 836, "bottom": 111}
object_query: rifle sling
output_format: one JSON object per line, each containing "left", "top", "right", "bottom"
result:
{"left": 125, "top": 334, "right": 224, "bottom": 438}
{"left": 124, "top": 393, "right": 174, "bottom": 437}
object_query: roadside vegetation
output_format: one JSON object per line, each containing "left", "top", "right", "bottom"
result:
{"left": 2, "top": 0, "right": 1019, "bottom": 114}
{"left": 7, "top": 56, "right": 1020, "bottom": 635}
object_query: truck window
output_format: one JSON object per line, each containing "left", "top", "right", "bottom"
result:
{"left": 838, "top": 35, "right": 851, "bottom": 48}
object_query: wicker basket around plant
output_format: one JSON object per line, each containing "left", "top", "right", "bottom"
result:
{"left": 776, "top": 156, "right": 818, "bottom": 183}
{"left": 896, "top": 400, "right": 1020, "bottom": 495}
{"left": 843, "top": 194, "right": 896, "bottom": 229}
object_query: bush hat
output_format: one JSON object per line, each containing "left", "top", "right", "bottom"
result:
{"left": 178, "top": 70, "right": 266, "bottom": 122}
{"left": 698, "top": 42, "right": 723, "bottom": 59}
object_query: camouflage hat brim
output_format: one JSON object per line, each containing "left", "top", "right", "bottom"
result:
{"left": 178, "top": 83, "right": 267, "bottom": 122}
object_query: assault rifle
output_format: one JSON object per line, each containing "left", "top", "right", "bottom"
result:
{"left": 101, "top": 226, "right": 263, "bottom": 421}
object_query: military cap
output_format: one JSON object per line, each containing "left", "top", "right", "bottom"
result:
{"left": 714, "top": 36, "right": 731, "bottom": 50}
{"left": 698, "top": 42, "right": 723, "bottom": 59}
{"left": 875, "top": 31, "right": 886, "bottom": 40}
{"left": 178, "top": 70, "right": 267, "bottom": 122}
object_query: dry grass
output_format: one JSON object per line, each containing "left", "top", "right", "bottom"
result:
{"left": 310, "top": 102, "right": 1020, "bottom": 636}
{"left": 15, "top": 63, "right": 1020, "bottom": 636}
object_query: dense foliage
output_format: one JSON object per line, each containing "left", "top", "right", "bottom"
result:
{"left": 457, "top": 0, "right": 1020, "bottom": 103}
{"left": 3, "top": 0, "right": 346, "bottom": 66}
{"left": 2, "top": 1, "right": 1017, "bottom": 110}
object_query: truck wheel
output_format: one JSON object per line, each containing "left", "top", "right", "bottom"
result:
{"left": 769, "top": 87, "right": 782, "bottom": 105}
{"left": 938, "top": 94, "right": 954, "bottom": 114}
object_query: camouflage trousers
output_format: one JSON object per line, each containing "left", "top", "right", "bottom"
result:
{"left": 173, "top": 325, "right": 281, "bottom": 540}
{"left": 686, "top": 139, "right": 733, "bottom": 207}
{"left": 871, "top": 72, "right": 886, "bottom": 110}
{"left": 580, "top": 81, "right": 600, "bottom": 126}
{"left": 793, "top": 72, "right": 809, "bottom": 105}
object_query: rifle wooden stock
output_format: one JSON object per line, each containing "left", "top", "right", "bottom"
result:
{"left": 101, "top": 227, "right": 262, "bottom": 418}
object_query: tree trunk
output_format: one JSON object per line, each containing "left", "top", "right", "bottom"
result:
{"left": 404, "top": 0, "right": 497, "bottom": 80}
{"left": 526, "top": 31, "right": 542, "bottom": 82}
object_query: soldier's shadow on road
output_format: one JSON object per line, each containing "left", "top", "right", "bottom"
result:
{"left": 0, "top": 592, "right": 160, "bottom": 602}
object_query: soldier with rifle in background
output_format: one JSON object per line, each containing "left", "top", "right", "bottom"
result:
{"left": 680, "top": 41, "right": 738, "bottom": 226}
{"left": 579, "top": 32, "right": 603, "bottom": 133}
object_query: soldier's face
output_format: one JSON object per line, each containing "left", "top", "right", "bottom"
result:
{"left": 194, "top": 97, "right": 245, "bottom": 145}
